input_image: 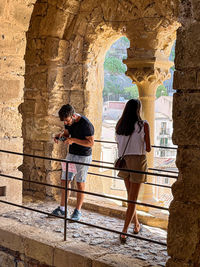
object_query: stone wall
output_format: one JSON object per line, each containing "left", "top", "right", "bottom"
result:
{"left": 2, "top": 1, "right": 200, "bottom": 265}
{"left": 20, "top": 0, "right": 179, "bottom": 200}
{"left": 166, "top": 0, "right": 200, "bottom": 266}
{"left": 0, "top": 217, "right": 149, "bottom": 267}
{"left": 0, "top": 0, "right": 36, "bottom": 208}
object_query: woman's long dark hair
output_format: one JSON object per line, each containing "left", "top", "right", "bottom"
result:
{"left": 116, "top": 99, "right": 143, "bottom": 136}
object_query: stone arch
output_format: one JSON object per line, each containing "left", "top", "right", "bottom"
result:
{"left": 21, "top": 0, "right": 180, "bottom": 200}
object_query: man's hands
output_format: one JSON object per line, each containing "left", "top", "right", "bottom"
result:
{"left": 54, "top": 133, "right": 62, "bottom": 144}
{"left": 64, "top": 138, "right": 74, "bottom": 145}
{"left": 54, "top": 134, "right": 94, "bottom": 147}
{"left": 54, "top": 133, "right": 67, "bottom": 143}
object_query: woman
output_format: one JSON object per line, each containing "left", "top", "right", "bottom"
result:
{"left": 115, "top": 99, "right": 151, "bottom": 244}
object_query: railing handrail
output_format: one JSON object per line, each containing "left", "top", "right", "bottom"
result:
{"left": 94, "top": 139, "right": 178, "bottom": 150}
{"left": 0, "top": 149, "right": 178, "bottom": 179}
{"left": 0, "top": 148, "right": 171, "bottom": 246}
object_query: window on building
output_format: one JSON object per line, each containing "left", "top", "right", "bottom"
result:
{"left": 164, "top": 177, "right": 169, "bottom": 184}
{"left": 160, "top": 138, "right": 168, "bottom": 147}
{"left": 161, "top": 122, "right": 167, "bottom": 134}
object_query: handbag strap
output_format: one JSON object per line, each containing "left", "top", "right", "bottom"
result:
{"left": 121, "top": 134, "right": 132, "bottom": 157}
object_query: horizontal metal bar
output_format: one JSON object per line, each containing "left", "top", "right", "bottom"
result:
{"left": 149, "top": 168, "right": 178, "bottom": 174}
{"left": 0, "top": 199, "right": 63, "bottom": 219}
{"left": 93, "top": 159, "right": 178, "bottom": 175}
{"left": 0, "top": 173, "right": 64, "bottom": 190}
{"left": 94, "top": 139, "right": 177, "bottom": 150}
{"left": 88, "top": 172, "right": 171, "bottom": 189}
{"left": 0, "top": 149, "right": 178, "bottom": 179}
{"left": 0, "top": 173, "right": 168, "bottom": 210}
{"left": 68, "top": 187, "right": 169, "bottom": 211}
{"left": 0, "top": 199, "right": 166, "bottom": 246}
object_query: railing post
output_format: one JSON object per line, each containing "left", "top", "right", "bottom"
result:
{"left": 64, "top": 161, "right": 68, "bottom": 241}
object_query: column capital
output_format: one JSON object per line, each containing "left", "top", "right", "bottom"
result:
{"left": 123, "top": 58, "right": 173, "bottom": 93}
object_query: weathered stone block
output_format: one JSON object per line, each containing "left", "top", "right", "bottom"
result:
{"left": 69, "top": 35, "right": 84, "bottom": 63}
{"left": 175, "top": 148, "right": 200, "bottom": 204}
{"left": 0, "top": 170, "right": 22, "bottom": 206}
{"left": 70, "top": 90, "right": 85, "bottom": 111}
{"left": 57, "top": 0, "right": 80, "bottom": 14}
{"left": 173, "top": 70, "right": 197, "bottom": 90}
{"left": 0, "top": 24, "right": 26, "bottom": 55}
{"left": 80, "top": 0, "right": 101, "bottom": 12}
{"left": 175, "top": 24, "right": 200, "bottom": 69}
{"left": 191, "top": 0, "right": 200, "bottom": 21}
{"left": 73, "top": 13, "right": 88, "bottom": 36}
{"left": 0, "top": 251, "right": 16, "bottom": 267}
{"left": 12, "top": 3, "right": 33, "bottom": 30}
{"left": 21, "top": 100, "right": 36, "bottom": 114}
{"left": 0, "top": 138, "right": 23, "bottom": 171}
{"left": 44, "top": 38, "right": 70, "bottom": 64}
{"left": 24, "top": 238, "right": 54, "bottom": 266}
{"left": 0, "top": 106, "right": 22, "bottom": 138}
{"left": 0, "top": 0, "right": 6, "bottom": 17}
{"left": 53, "top": 246, "right": 92, "bottom": 267}
{"left": 27, "top": 16, "right": 42, "bottom": 38}
{"left": 56, "top": 65, "right": 83, "bottom": 90}
{"left": 32, "top": 2, "right": 48, "bottom": 17}
{"left": 172, "top": 93, "right": 200, "bottom": 145}
{"left": 39, "top": 6, "right": 74, "bottom": 38}
{"left": 167, "top": 201, "right": 200, "bottom": 261}
{"left": 0, "top": 227, "right": 24, "bottom": 255}
{"left": 0, "top": 79, "right": 22, "bottom": 102}
{"left": 0, "top": 56, "right": 25, "bottom": 76}
{"left": 166, "top": 258, "right": 192, "bottom": 267}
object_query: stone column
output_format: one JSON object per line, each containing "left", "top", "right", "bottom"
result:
{"left": 124, "top": 58, "right": 172, "bottom": 208}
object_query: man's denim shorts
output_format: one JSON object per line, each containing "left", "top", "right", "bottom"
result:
{"left": 61, "top": 153, "right": 92, "bottom": 183}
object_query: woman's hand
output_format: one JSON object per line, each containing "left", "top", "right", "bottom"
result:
{"left": 144, "top": 122, "right": 151, "bottom": 152}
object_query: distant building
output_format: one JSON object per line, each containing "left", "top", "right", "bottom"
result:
{"left": 154, "top": 96, "right": 176, "bottom": 158}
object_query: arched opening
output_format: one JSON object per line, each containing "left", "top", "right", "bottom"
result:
{"left": 3, "top": 0, "right": 200, "bottom": 266}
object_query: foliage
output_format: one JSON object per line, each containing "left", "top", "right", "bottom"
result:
{"left": 104, "top": 56, "right": 126, "bottom": 74}
{"left": 124, "top": 85, "right": 139, "bottom": 99}
{"left": 156, "top": 85, "right": 168, "bottom": 98}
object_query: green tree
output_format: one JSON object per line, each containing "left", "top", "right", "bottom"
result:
{"left": 156, "top": 85, "right": 168, "bottom": 98}
{"left": 124, "top": 85, "right": 139, "bottom": 99}
{"left": 104, "top": 57, "right": 126, "bottom": 74}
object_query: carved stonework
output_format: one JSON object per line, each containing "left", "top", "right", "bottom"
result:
{"left": 123, "top": 58, "right": 172, "bottom": 91}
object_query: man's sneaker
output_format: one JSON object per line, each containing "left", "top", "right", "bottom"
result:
{"left": 50, "top": 206, "right": 65, "bottom": 217}
{"left": 70, "top": 208, "right": 81, "bottom": 221}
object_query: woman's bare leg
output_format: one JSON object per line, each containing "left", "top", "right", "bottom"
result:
{"left": 121, "top": 182, "right": 141, "bottom": 237}
{"left": 124, "top": 178, "right": 138, "bottom": 227}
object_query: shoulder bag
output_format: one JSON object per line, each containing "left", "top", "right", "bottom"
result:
{"left": 114, "top": 135, "right": 132, "bottom": 168}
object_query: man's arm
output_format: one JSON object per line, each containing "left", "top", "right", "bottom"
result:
{"left": 65, "top": 135, "right": 94, "bottom": 147}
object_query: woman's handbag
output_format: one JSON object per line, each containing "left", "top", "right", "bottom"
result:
{"left": 114, "top": 156, "right": 126, "bottom": 168}
{"left": 114, "top": 135, "right": 132, "bottom": 169}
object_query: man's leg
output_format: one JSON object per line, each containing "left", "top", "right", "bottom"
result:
{"left": 50, "top": 179, "right": 71, "bottom": 217}
{"left": 76, "top": 181, "right": 85, "bottom": 210}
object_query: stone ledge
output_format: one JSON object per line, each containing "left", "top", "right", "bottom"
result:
{"left": 0, "top": 217, "right": 156, "bottom": 267}
{"left": 68, "top": 196, "right": 168, "bottom": 230}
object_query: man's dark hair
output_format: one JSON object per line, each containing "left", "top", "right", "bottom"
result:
{"left": 58, "top": 104, "right": 75, "bottom": 121}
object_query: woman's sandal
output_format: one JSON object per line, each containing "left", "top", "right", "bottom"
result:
{"left": 133, "top": 223, "right": 143, "bottom": 234}
{"left": 119, "top": 234, "right": 128, "bottom": 244}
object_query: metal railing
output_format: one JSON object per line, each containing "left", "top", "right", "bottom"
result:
{"left": 0, "top": 144, "right": 178, "bottom": 247}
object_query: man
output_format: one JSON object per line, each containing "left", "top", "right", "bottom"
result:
{"left": 51, "top": 104, "right": 94, "bottom": 221}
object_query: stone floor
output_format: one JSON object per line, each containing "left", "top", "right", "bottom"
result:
{"left": 0, "top": 201, "right": 168, "bottom": 267}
